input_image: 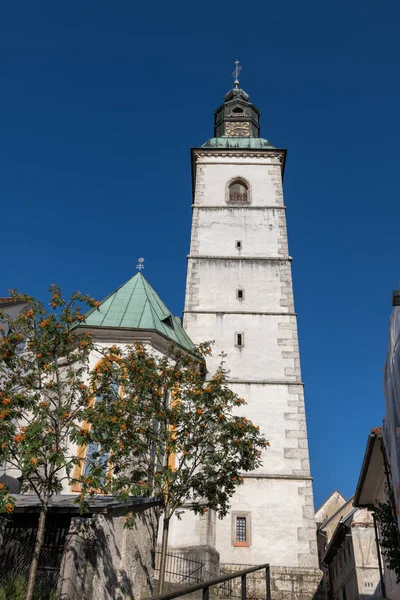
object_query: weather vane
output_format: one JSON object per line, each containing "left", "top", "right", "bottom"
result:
{"left": 136, "top": 257, "right": 145, "bottom": 271}
{"left": 232, "top": 59, "right": 242, "bottom": 89}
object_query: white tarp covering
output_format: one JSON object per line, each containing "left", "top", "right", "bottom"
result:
{"left": 383, "top": 305, "right": 400, "bottom": 530}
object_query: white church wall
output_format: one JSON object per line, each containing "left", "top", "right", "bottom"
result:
{"left": 158, "top": 506, "right": 216, "bottom": 549}
{"left": 184, "top": 312, "right": 300, "bottom": 382}
{"left": 185, "top": 260, "right": 291, "bottom": 313}
{"left": 190, "top": 207, "right": 286, "bottom": 258}
{"left": 193, "top": 158, "right": 284, "bottom": 208}
{"left": 215, "top": 477, "right": 317, "bottom": 568}
{"left": 227, "top": 382, "right": 309, "bottom": 476}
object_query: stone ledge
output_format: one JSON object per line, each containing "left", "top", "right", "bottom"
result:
{"left": 242, "top": 473, "right": 313, "bottom": 481}
{"left": 191, "top": 205, "right": 287, "bottom": 210}
{"left": 187, "top": 255, "right": 293, "bottom": 262}
{"left": 225, "top": 380, "right": 304, "bottom": 386}
{"left": 184, "top": 311, "right": 297, "bottom": 316}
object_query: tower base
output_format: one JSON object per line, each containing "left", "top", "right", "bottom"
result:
{"left": 220, "top": 564, "right": 323, "bottom": 600}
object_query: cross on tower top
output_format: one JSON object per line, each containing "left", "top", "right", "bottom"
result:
{"left": 232, "top": 59, "right": 242, "bottom": 89}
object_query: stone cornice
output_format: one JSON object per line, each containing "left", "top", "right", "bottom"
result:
{"left": 187, "top": 255, "right": 292, "bottom": 262}
{"left": 226, "top": 379, "right": 304, "bottom": 386}
{"left": 191, "top": 205, "right": 286, "bottom": 210}
{"left": 184, "top": 310, "right": 297, "bottom": 317}
{"left": 242, "top": 473, "right": 312, "bottom": 481}
{"left": 193, "top": 149, "right": 285, "bottom": 163}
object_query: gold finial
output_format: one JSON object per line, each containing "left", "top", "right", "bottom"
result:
{"left": 232, "top": 59, "right": 242, "bottom": 89}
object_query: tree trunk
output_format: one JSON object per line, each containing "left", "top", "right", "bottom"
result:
{"left": 25, "top": 496, "right": 49, "bottom": 600}
{"left": 158, "top": 515, "right": 170, "bottom": 594}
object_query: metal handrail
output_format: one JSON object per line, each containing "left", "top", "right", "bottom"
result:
{"left": 147, "top": 563, "right": 271, "bottom": 600}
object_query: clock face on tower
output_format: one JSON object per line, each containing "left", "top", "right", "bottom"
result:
{"left": 225, "top": 121, "right": 250, "bottom": 137}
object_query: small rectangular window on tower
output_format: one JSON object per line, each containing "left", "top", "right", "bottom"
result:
{"left": 235, "top": 332, "right": 244, "bottom": 347}
{"left": 237, "top": 289, "right": 244, "bottom": 300}
{"left": 236, "top": 240, "right": 242, "bottom": 250}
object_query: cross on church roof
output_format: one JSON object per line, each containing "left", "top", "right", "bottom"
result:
{"left": 232, "top": 59, "right": 242, "bottom": 89}
{"left": 136, "top": 257, "right": 145, "bottom": 271}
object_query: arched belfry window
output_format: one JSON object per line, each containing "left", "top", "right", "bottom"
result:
{"left": 232, "top": 106, "right": 244, "bottom": 117}
{"left": 229, "top": 178, "right": 249, "bottom": 203}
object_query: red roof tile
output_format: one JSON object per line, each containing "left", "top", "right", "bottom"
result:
{"left": 371, "top": 426, "right": 382, "bottom": 435}
{"left": 0, "top": 298, "right": 26, "bottom": 306}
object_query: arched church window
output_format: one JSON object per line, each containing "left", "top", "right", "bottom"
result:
{"left": 229, "top": 179, "right": 249, "bottom": 203}
{"left": 71, "top": 357, "right": 124, "bottom": 492}
{"left": 83, "top": 380, "right": 120, "bottom": 485}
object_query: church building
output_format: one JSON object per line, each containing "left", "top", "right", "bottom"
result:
{"left": 0, "top": 66, "right": 322, "bottom": 599}
{"left": 75, "top": 68, "right": 321, "bottom": 595}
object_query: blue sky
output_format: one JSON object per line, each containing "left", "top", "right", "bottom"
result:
{"left": 1, "top": 1, "right": 399, "bottom": 509}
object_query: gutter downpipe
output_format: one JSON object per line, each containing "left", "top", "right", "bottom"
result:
{"left": 327, "top": 564, "right": 333, "bottom": 600}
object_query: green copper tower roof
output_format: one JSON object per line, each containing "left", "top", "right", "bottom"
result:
{"left": 82, "top": 272, "right": 195, "bottom": 352}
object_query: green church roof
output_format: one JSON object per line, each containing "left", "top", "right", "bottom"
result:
{"left": 202, "top": 137, "right": 275, "bottom": 149}
{"left": 82, "top": 273, "right": 195, "bottom": 353}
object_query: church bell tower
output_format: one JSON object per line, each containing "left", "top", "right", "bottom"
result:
{"left": 182, "top": 64, "right": 321, "bottom": 594}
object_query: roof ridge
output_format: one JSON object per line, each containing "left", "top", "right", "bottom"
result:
{"left": 141, "top": 298, "right": 157, "bottom": 329}
{"left": 318, "top": 496, "right": 355, "bottom": 530}
{"left": 119, "top": 273, "right": 140, "bottom": 327}
{"left": 141, "top": 275, "right": 171, "bottom": 316}
{"left": 82, "top": 272, "right": 142, "bottom": 323}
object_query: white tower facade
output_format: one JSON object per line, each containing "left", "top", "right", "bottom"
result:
{"left": 182, "top": 82, "right": 320, "bottom": 588}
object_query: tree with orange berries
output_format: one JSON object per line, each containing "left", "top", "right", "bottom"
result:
{"left": 0, "top": 286, "right": 102, "bottom": 600}
{"left": 0, "top": 288, "right": 268, "bottom": 598}
{"left": 81, "top": 342, "right": 269, "bottom": 593}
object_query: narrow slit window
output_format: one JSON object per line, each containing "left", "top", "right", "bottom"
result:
{"left": 237, "top": 289, "right": 244, "bottom": 300}
{"left": 235, "top": 333, "right": 244, "bottom": 347}
{"left": 236, "top": 240, "right": 242, "bottom": 250}
{"left": 236, "top": 517, "right": 247, "bottom": 542}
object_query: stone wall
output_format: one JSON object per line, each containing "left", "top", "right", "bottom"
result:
{"left": 170, "top": 545, "right": 220, "bottom": 581}
{"left": 59, "top": 503, "right": 158, "bottom": 600}
{"left": 220, "top": 563, "right": 322, "bottom": 600}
